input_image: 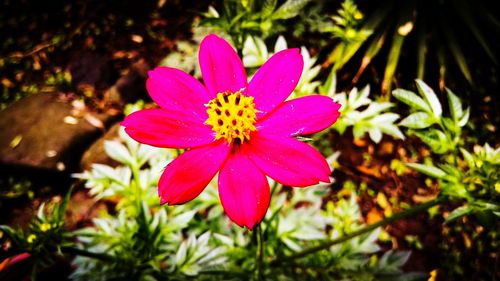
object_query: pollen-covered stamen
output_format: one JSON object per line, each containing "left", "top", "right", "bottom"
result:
{"left": 206, "top": 90, "right": 257, "bottom": 143}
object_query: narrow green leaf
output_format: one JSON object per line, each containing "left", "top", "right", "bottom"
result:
{"left": 445, "top": 205, "right": 473, "bottom": 223}
{"left": 437, "top": 44, "right": 447, "bottom": 91}
{"left": 271, "top": 0, "right": 310, "bottom": 20}
{"left": 415, "top": 79, "right": 442, "bottom": 118}
{"left": 446, "top": 88, "right": 463, "bottom": 122}
{"left": 330, "top": 43, "right": 346, "bottom": 71}
{"left": 381, "top": 31, "right": 404, "bottom": 95}
{"left": 353, "top": 31, "right": 385, "bottom": 83}
{"left": 460, "top": 148, "right": 475, "bottom": 168}
{"left": 381, "top": 1, "right": 414, "bottom": 95}
{"left": 441, "top": 20, "right": 473, "bottom": 84}
{"left": 406, "top": 163, "right": 446, "bottom": 179}
{"left": 399, "top": 112, "right": 434, "bottom": 129}
{"left": 392, "top": 89, "right": 431, "bottom": 113}
{"left": 416, "top": 20, "right": 427, "bottom": 79}
{"left": 454, "top": 0, "right": 497, "bottom": 64}
{"left": 319, "top": 68, "right": 337, "bottom": 97}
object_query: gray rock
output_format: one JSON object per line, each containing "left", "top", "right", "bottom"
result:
{"left": 80, "top": 123, "right": 122, "bottom": 171}
{"left": 0, "top": 92, "right": 115, "bottom": 173}
{"left": 104, "top": 60, "right": 150, "bottom": 107}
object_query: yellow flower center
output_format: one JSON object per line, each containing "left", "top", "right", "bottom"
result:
{"left": 206, "top": 90, "right": 258, "bottom": 144}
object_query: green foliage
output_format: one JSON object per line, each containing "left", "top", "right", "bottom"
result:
{"left": 394, "top": 81, "right": 499, "bottom": 224}
{"left": 200, "top": 0, "right": 311, "bottom": 53}
{"left": 0, "top": 189, "right": 73, "bottom": 277}
{"left": 0, "top": 176, "right": 33, "bottom": 200}
{"left": 393, "top": 80, "right": 469, "bottom": 154}
{"left": 409, "top": 144, "right": 499, "bottom": 223}
{"left": 322, "top": 0, "right": 372, "bottom": 73}
{"left": 321, "top": 70, "right": 404, "bottom": 143}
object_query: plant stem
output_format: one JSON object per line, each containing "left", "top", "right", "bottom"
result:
{"left": 130, "top": 162, "right": 143, "bottom": 211}
{"left": 270, "top": 196, "right": 445, "bottom": 265}
{"left": 255, "top": 224, "right": 264, "bottom": 281}
{"left": 62, "top": 246, "right": 114, "bottom": 262}
{"left": 270, "top": 181, "right": 279, "bottom": 197}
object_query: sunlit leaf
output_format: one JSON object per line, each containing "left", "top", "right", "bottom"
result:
{"left": 399, "top": 112, "right": 434, "bottom": 129}
{"left": 446, "top": 88, "right": 463, "bottom": 122}
{"left": 392, "top": 89, "right": 431, "bottom": 113}
{"left": 271, "top": 0, "right": 310, "bottom": 20}
{"left": 406, "top": 163, "right": 446, "bottom": 179}
{"left": 415, "top": 79, "right": 442, "bottom": 118}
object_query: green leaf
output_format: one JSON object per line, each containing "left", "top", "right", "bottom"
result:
{"left": 379, "top": 124, "right": 405, "bottom": 140}
{"left": 457, "top": 107, "right": 470, "bottom": 127}
{"left": 416, "top": 24, "right": 427, "bottom": 79}
{"left": 368, "top": 128, "right": 383, "bottom": 143}
{"left": 352, "top": 124, "right": 367, "bottom": 140}
{"left": 381, "top": 30, "right": 405, "bottom": 94}
{"left": 445, "top": 205, "right": 473, "bottom": 223}
{"left": 274, "top": 35, "right": 287, "bottom": 52}
{"left": 392, "top": 89, "right": 431, "bottom": 113}
{"left": 104, "top": 141, "right": 134, "bottom": 166}
{"left": 356, "top": 102, "right": 393, "bottom": 119}
{"left": 460, "top": 148, "right": 475, "bottom": 168}
{"left": 348, "top": 86, "right": 371, "bottom": 109}
{"left": 399, "top": 112, "right": 434, "bottom": 129}
{"left": 242, "top": 36, "right": 268, "bottom": 67}
{"left": 455, "top": 0, "right": 497, "bottom": 64}
{"left": 442, "top": 21, "right": 473, "bottom": 84}
{"left": 415, "top": 79, "right": 442, "bottom": 118}
{"left": 378, "top": 250, "right": 411, "bottom": 272}
{"left": 271, "top": 0, "right": 310, "bottom": 20}
{"left": 261, "top": 0, "right": 277, "bottom": 18}
{"left": 353, "top": 30, "right": 385, "bottom": 83}
{"left": 406, "top": 163, "right": 446, "bottom": 179}
{"left": 319, "top": 68, "right": 337, "bottom": 97}
{"left": 414, "top": 130, "right": 450, "bottom": 154}
{"left": 446, "top": 88, "right": 463, "bottom": 122}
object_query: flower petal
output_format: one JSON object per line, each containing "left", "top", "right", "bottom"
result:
{"left": 122, "top": 108, "right": 215, "bottom": 148}
{"left": 218, "top": 149, "right": 270, "bottom": 229}
{"left": 147, "top": 67, "right": 211, "bottom": 120}
{"left": 257, "top": 95, "right": 341, "bottom": 137}
{"left": 248, "top": 48, "right": 303, "bottom": 118}
{"left": 199, "top": 34, "right": 247, "bottom": 96}
{"left": 246, "top": 134, "right": 331, "bottom": 187}
{"left": 158, "top": 140, "right": 230, "bottom": 205}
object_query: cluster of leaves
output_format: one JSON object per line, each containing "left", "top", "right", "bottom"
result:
{"left": 0, "top": 190, "right": 73, "bottom": 278}
{"left": 200, "top": 0, "right": 311, "bottom": 53}
{"left": 393, "top": 80, "right": 469, "bottom": 154}
{"left": 321, "top": 0, "right": 371, "bottom": 74}
{"left": 320, "top": 70, "right": 404, "bottom": 143}
{"left": 393, "top": 80, "right": 499, "bottom": 222}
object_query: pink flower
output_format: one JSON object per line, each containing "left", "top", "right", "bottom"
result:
{"left": 122, "top": 34, "right": 340, "bottom": 229}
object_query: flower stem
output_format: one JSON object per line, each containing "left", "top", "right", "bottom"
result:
{"left": 255, "top": 224, "right": 264, "bottom": 281}
{"left": 130, "top": 162, "right": 143, "bottom": 212}
{"left": 270, "top": 196, "right": 445, "bottom": 265}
